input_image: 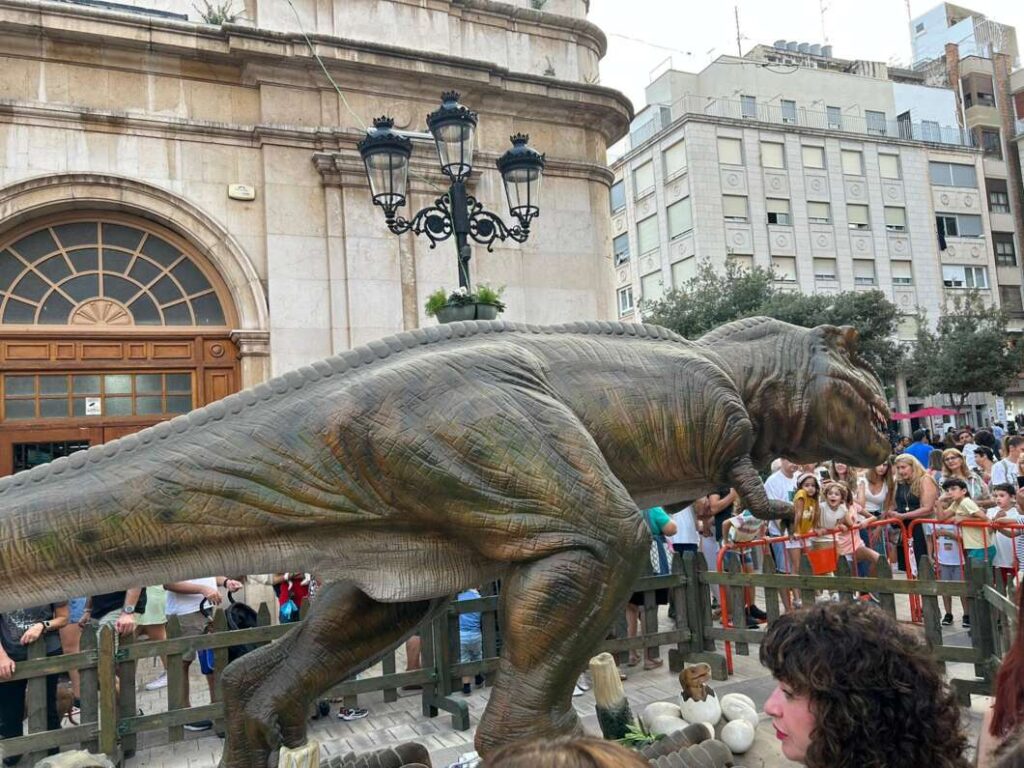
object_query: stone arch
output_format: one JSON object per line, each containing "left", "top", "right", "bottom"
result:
{"left": 0, "top": 173, "right": 268, "bottom": 334}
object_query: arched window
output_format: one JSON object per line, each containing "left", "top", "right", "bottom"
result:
{"left": 0, "top": 218, "right": 228, "bottom": 327}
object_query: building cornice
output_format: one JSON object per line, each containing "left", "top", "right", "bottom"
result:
{"left": 610, "top": 111, "right": 983, "bottom": 170}
{"left": 450, "top": 0, "right": 606, "bottom": 58}
{"left": 0, "top": 0, "right": 631, "bottom": 143}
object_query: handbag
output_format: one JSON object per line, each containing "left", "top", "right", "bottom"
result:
{"left": 647, "top": 508, "right": 671, "bottom": 576}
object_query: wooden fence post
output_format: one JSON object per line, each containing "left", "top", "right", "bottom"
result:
{"left": 97, "top": 625, "right": 118, "bottom": 759}
{"left": 79, "top": 624, "right": 99, "bottom": 754}
{"left": 762, "top": 549, "right": 782, "bottom": 623}
{"left": 968, "top": 560, "right": 997, "bottom": 689}
{"left": 874, "top": 557, "right": 898, "bottom": 620}
{"left": 834, "top": 556, "right": 854, "bottom": 602}
{"left": 118, "top": 630, "right": 138, "bottom": 759}
{"left": 669, "top": 550, "right": 689, "bottom": 673}
{"left": 165, "top": 614, "right": 185, "bottom": 743}
{"left": 918, "top": 556, "right": 946, "bottom": 674}
{"left": 798, "top": 554, "right": 816, "bottom": 607}
{"left": 23, "top": 636, "right": 47, "bottom": 767}
{"left": 725, "top": 555, "right": 749, "bottom": 656}
{"left": 211, "top": 609, "right": 229, "bottom": 731}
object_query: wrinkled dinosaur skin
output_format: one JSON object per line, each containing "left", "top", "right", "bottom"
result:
{"left": 0, "top": 317, "right": 889, "bottom": 766}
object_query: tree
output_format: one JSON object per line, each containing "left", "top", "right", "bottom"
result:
{"left": 642, "top": 260, "right": 903, "bottom": 378}
{"left": 910, "top": 291, "right": 1024, "bottom": 412}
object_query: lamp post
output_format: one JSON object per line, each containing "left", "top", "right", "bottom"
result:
{"left": 357, "top": 91, "right": 545, "bottom": 292}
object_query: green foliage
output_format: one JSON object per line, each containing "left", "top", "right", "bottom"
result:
{"left": 910, "top": 291, "right": 1024, "bottom": 411}
{"left": 194, "top": 0, "right": 238, "bottom": 23}
{"left": 423, "top": 285, "right": 506, "bottom": 317}
{"left": 617, "top": 719, "right": 661, "bottom": 749}
{"left": 642, "top": 260, "right": 903, "bottom": 378}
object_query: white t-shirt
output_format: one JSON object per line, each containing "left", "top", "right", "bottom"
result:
{"left": 991, "top": 457, "right": 1019, "bottom": 488}
{"left": 165, "top": 577, "right": 217, "bottom": 617}
{"left": 993, "top": 508, "right": 1024, "bottom": 568}
{"left": 962, "top": 443, "right": 978, "bottom": 471}
{"left": 934, "top": 524, "right": 964, "bottom": 567}
{"left": 763, "top": 470, "right": 798, "bottom": 535}
{"left": 725, "top": 511, "right": 765, "bottom": 543}
{"left": 858, "top": 476, "right": 888, "bottom": 513}
{"left": 671, "top": 505, "right": 699, "bottom": 546}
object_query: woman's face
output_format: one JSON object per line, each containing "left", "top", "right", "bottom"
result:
{"left": 896, "top": 462, "right": 913, "bottom": 480}
{"left": 944, "top": 455, "right": 962, "bottom": 472}
{"left": 874, "top": 463, "right": 889, "bottom": 475}
{"left": 765, "top": 682, "right": 815, "bottom": 763}
{"left": 834, "top": 462, "right": 848, "bottom": 476}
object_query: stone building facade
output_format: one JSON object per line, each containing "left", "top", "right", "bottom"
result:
{"left": 0, "top": 0, "right": 630, "bottom": 476}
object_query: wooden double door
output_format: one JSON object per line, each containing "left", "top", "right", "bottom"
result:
{"left": 0, "top": 334, "right": 240, "bottom": 477}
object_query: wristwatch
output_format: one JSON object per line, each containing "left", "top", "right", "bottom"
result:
{"left": 121, "top": 605, "right": 136, "bottom": 614}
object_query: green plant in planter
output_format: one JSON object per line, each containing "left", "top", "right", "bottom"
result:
{"left": 473, "top": 284, "right": 506, "bottom": 311}
{"left": 424, "top": 286, "right": 506, "bottom": 318}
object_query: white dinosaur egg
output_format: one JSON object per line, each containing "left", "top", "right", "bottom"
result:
{"left": 647, "top": 715, "right": 690, "bottom": 737}
{"left": 721, "top": 698, "right": 758, "bottom": 726}
{"left": 678, "top": 692, "right": 722, "bottom": 726}
{"left": 643, "top": 701, "right": 684, "bottom": 723}
{"left": 721, "top": 719, "right": 756, "bottom": 754}
{"left": 720, "top": 692, "right": 757, "bottom": 712}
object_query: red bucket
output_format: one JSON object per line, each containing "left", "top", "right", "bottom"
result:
{"left": 806, "top": 542, "right": 838, "bottom": 575}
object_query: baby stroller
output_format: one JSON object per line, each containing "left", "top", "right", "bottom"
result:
{"left": 197, "top": 592, "right": 260, "bottom": 674}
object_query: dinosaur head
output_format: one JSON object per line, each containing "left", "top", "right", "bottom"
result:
{"left": 789, "top": 325, "right": 891, "bottom": 467}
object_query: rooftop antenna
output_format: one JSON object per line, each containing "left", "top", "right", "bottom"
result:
{"left": 819, "top": 0, "right": 830, "bottom": 43}
{"left": 734, "top": 6, "right": 742, "bottom": 56}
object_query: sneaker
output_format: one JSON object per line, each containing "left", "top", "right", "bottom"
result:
{"left": 748, "top": 605, "right": 767, "bottom": 621}
{"left": 462, "top": 683, "right": 472, "bottom": 696}
{"left": 942, "top": 613, "right": 954, "bottom": 626}
{"left": 962, "top": 615, "right": 970, "bottom": 628}
{"left": 744, "top": 611, "right": 760, "bottom": 629}
{"left": 184, "top": 720, "right": 213, "bottom": 732}
{"left": 144, "top": 672, "right": 168, "bottom": 691}
{"left": 338, "top": 707, "right": 368, "bottom": 721}
{"left": 572, "top": 684, "right": 586, "bottom": 697}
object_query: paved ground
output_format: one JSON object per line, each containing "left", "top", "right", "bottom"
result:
{"left": 122, "top": 590, "right": 991, "bottom": 768}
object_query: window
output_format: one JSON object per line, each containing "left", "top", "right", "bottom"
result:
{"left": 942, "top": 265, "right": 988, "bottom": 289}
{"left": 761, "top": 142, "right": 786, "bottom": 169}
{"left": 766, "top": 198, "right": 792, "bottom": 226}
{"left": 633, "top": 162, "right": 655, "bottom": 197}
{"left": 879, "top": 154, "right": 900, "bottom": 179}
{"left": 891, "top": 261, "right": 913, "bottom": 285}
{"left": 718, "top": 137, "right": 743, "bottom": 165}
{"left": 781, "top": 100, "right": 797, "bottom": 124}
{"left": 802, "top": 145, "right": 825, "bottom": 169}
{"left": 987, "top": 179, "right": 1009, "bottom": 213}
{"left": 663, "top": 140, "right": 687, "bottom": 177}
{"left": 865, "top": 110, "right": 887, "bottom": 136}
{"left": 722, "top": 195, "right": 748, "bottom": 222}
{"left": 937, "top": 213, "right": 983, "bottom": 238}
{"left": 847, "top": 204, "right": 870, "bottom": 230}
{"left": 0, "top": 219, "right": 226, "bottom": 327}
{"left": 612, "top": 233, "right": 630, "bottom": 266}
{"left": 772, "top": 256, "right": 797, "bottom": 282}
{"left": 729, "top": 254, "right": 754, "bottom": 271}
{"left": 1000, "top": 286, "right": 1024, "bottom": 313}
{"left": 667, "top": 198, "right": 693, "bottom": 239}
{"left": 994, "top": 233, "right": 1017, "bottom": 266}
{"left": 813, "top": 258, "right": 837, "bottom": 280}
{"left": 610, "top": 181, "right": 625, "bottom": 212}
{"left": 641, "top": 271, "right": 664, "bottom": 303}
{"left": 807, "top": 201, "right": 831, "bottom": 224}
{"left": 617, "top": 285, "right": 634, "bottom": 315}
{"left": 929, "top": 162, "right": 977, "bottom": 187}
{"left": 637, "top": 215, "right": 659, "bottom": 254}
{"left": 671, "top": 257, "right": 696, "bottom": 287}
{"left": 740, "top": 95, "right": 757, "bottom": 119}
{"left": 981, "top": 129, "right": 1002, "bottom": 159}
{"left": 3, "top": 372, "right": 193, "bottom": 421}
{"left": 914, "top": 22, "right": 925, "bottom": 34}
{"left": 853, "top": 260, "right": 876, "bottom": 286}
{"left": 884, "top": 207, "right": 907, "bottom": 232}
{"left": 827, "top": 106, "right": 842, "bottom": 129}
{"left": 897, "top": 315, "right": 918, "bottom": 339}
{"left": 841, "top": 150, "right": 864, "bottom": 175}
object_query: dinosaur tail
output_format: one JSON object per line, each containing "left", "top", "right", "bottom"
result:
{"left": 0, "top": 421, "right": 332, "bottom": 613}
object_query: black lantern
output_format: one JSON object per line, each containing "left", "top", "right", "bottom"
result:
{"left": 360, "top": 92, "right": 542, "bottom": 293}
{"left": 357, "top": 116, "right": 412, "bottom": 220}
{"left": 496, "top": 133, "right": 545, "bottom": 230}
{"left": 426, "top": 91, "right": 478, "bottom": 182}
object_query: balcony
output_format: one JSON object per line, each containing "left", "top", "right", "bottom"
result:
{"left": 619, "top": 96, "right": 977, "bottom": 154}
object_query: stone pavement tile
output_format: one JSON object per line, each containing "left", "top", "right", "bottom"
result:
{"left": 385, "top": 724, "right": 420, "bottom": 742}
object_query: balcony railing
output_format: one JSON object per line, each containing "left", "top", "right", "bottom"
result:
{"left": 621, "top": 95, "right": 977, "bottom": 154}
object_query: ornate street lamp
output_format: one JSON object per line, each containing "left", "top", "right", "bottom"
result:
{"left": 358, "top": 91, "right": 545, "bottom": 291}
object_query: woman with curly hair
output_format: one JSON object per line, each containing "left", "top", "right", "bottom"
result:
{"left": 761, "top": 601, "right": 969, "bottom": 768}
{"left": 978, "top": 584, "right": 1024, "bottom": 767}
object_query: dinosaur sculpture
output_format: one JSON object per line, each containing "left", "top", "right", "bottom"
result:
{"left": 0, "top": 317, "right": 890, "bottom": 767}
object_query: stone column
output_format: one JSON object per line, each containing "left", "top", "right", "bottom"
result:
{"left": 230, "top": 329, "right": 271, "bottom": 388}
{"left": 895, "top": 372, "right": 911, "bottom": 438}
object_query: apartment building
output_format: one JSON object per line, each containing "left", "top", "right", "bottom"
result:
{"left": 609, "top": 52, "right": 1002, "bottom": 421}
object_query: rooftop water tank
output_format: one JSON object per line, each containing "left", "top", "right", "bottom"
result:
{"left": 774, "top": 39, "right": 788, "bottom": 50}
{"left": 787, "top": 41, "right": 799, "bottom": 52}
{"left": 821, "top": 45, "right": 833, "bottom": 58}
{"left": 809, "top": 43, "right": 822, "bottom": 55}
{"left": 798, "top": 42, "right": 810, "bottom": 53}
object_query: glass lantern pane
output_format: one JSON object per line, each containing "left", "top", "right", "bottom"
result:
{"left": 434, "top": 122, "right": 474, "bottom": 179}
{"left": 366, "top": 152, "right": 409, "bottom": 208}
{"left": 504, "top": 171, "right": 541, "bottom": 219}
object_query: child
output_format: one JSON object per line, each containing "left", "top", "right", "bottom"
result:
{"left": 814, "top": 481, "right": 848, "bottom": 582}
{"left": 990, "top": 483, "right": 1023, "bottom": 588}
{"left": 941, "top": 477, "right": 994, "bottom": 564}
{"left": 456, "top": 588, "right": 484, "bottom": 695}
{"left": 934, "top": 518, "right": 968, "bottom": 627}
{"left": 722, "top": 508, "right": 767, "bottom": 627}
{"left": 787, "top": 473, "right": 821, "bottom": 607}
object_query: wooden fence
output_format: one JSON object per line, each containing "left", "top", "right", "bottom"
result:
{"left": 0, "top": 552, "right": 1017, "bottom": 765}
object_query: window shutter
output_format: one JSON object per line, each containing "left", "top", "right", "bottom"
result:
{"left": 761, "top": 142, "right": 785, "bottom": 168}
{"left": 671, "top": 257, "right": 696, "bottom": 287}
{"left": 633, "top": 162, "right": 654, "bottom": 195}
{"left": 637, "top": 215, "right": 660, "bottom": 254}
{"left": 667, "top": 198, "right": 693, "bottom": 239}
{"left": 847, "top": 204, "right": 869, "bottom": 226}
{"left": 841, "top": 150, "right": 863, "bottom": 175}
{"left": 879, "top": 154, "right": 900, "bottom": 179}
{"left": 663, "top": 141, "right": 687, "bottom": 177}
{"left": 884, "top": 207, "right": 906, "bottom": 228}
{"left": 722, "top": 196, "right": 748, "bottom": 220}
{"left": 718, "top": 137, "right": 743, "bottom": 165}
{"left": 808, "top": 202, "right": 831, "bottom": 222}
{"left": 801, "top": 145, "right": 825, "bottom": 168}
{"left": 772, "top": 256, "right": 797, "bottom": 281}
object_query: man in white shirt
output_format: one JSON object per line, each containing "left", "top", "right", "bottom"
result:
{"left": 763, "top": 459, "right": 799, "bottom": 573}
{"left": 669, "top": 503, "right": 700, "bottom": 554}
{"left": 992, "top": 436, "right": 1024, "bottom": 487}
{"left": 956, "top": 428, "right": 978, "bottom": 471}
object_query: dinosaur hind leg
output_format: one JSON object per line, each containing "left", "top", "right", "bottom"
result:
{"left": 218, "top": 584, "right": 440, "bottom": 768}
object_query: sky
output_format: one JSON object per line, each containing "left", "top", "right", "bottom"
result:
{"left": 589, "top": 0, "right": 1024, "bottom": 111}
